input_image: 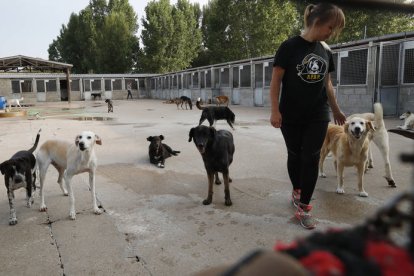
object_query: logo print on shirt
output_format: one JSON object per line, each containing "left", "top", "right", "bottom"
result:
{"left": 296, "top": 53, "right": 327, "bottom": 83}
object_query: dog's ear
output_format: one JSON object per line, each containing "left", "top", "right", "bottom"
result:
{"left": 75, "top": 135, "right": 80, "bottom": 146}
{"left": 95, "top": 135, "right": 102, "bottom": 145}
{"left": 344, "top": 122, "right": 349, "bottom": 133}
{"left": 188, "top": 128, "right": 194, "bottom": 142}
{"left": 367, "top": 121, "right": 375, "bottom": 132}
{"left": 147, "top": 136, "right": 153, "bottom": 142}
{"left": 160, "top": 135, "right": 164, "bottom": 141}
{"left": 0, "top": 161, "right": 6, "bottom": 175}
{"left": 209, "top": 127, "right": 216, "bottom": 139}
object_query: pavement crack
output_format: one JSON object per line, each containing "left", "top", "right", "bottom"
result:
{"left": 45, "top": 214, "right": 65, "bottom": 275}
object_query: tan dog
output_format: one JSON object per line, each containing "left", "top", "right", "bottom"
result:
{"left": 37, "top": 131, "right": 102, "bottom": 220}
{"left": 347, "top": 103, "right": 395, "bottom": 187}
{"left": 215, "top": 95, "right": 229, "bottom": 106}
{"left": 319, "top": 117, "right": 374, "bottom": 197}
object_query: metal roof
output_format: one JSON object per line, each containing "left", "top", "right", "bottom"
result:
{"left": 0, "top": 55, "right": 73, "bottom": 72}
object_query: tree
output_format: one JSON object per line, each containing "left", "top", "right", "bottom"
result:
{"left": 48, "top": 0, "right": 139, "bottom": 73}
{"left": 199, "top": 0, "right": 299, "bottom": 65}
{"left": 336, "top": 8, "right": 414, "bottom": 43}
{"left": 140, "top": 0, "right": 202, "bottom": 73}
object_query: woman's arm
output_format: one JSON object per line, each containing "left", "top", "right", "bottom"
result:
{"left": 270, "top": 66, "right": 285, "bottom": 128}
{"left": 326, "top": 74, "right": 346, "bottom": 125}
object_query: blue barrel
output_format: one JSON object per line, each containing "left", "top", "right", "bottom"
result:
{"left": 0, "top": 96, "right": 6, "bottom": 110}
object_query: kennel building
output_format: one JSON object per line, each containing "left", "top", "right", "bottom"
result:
{"left": 1, "top": 31, "right": 413, "bottom": 116}
{"left": 149, "top": 31, "right": 414, "bottom": 116}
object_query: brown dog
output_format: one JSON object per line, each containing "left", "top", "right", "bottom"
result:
{"left": 319, "top": 117, "right": 374, "bottom": 197}
{"left": 215, "top": 95, "right": 229, "bottom": 106}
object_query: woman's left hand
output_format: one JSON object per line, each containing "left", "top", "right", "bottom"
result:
{"left": 333, "top": 110, "right": 346, "bottom": 125}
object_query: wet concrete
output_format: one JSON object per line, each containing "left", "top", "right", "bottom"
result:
{"left": 0, "top": 99, "right": 412, "bottom": 275}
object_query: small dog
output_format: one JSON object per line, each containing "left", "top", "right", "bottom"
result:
{"left": 175, "top": 96, "right": 193, "bottom": 110}
{"left": 105, "top": 99, "right": 113, "bottom": 113}
{"left": 196, "top": 98, "right": 235, "bottom": 130}
{"left": 147, "top": 135, "right": 180, "bottom": 168}
{"left": 215, "top": 95, "right": 229, "bottom": 106}
{"left": 398, "top": 111, "right": 414, "bottom": 130}
{"left": 7, "top": 97, "right": 24, "bottom": 108}
{"left": 319, "top": 117, "right": 374, "bottom": 197}
{"left": 0, "top": 129, "right": 41, "bottom": 225}
{"left": 37, "top": 131, "right": 102, "bottom": 220}
{"left": 347, "top": 103, "right": 396, "bottom": 187}
{"left": 188, "top": 125, "right": 235, "bottom": 206}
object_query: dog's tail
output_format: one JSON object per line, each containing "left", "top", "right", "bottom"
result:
{"left": 373, "top": 102, "right": 385, "bottom": 131}
{"left": 28, "top": 129, "right": 41, "bottom": 153}
{"left": 196, "top": 98, "right": 205, "bottom": 110}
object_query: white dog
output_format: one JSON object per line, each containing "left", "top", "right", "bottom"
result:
{"left": 7, "top": 97, "right": 24, "bottom": 108}
{"left": 37, "top": 131, "right": 102, "bottom": 220}
{"left": 398, "top": 111, "right": 414, "bottom": 130}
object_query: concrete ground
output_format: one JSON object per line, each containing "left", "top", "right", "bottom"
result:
{"left": 0, "top": 100, "right": 412, "bottom": 275}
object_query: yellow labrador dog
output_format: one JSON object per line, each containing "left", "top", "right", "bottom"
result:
{"left": 347, "top": 103, "right": 395, "bottom": 187}
{"left": 319, "top": 117, "right": 374, "bottom": 197}
{"left": 37, "top": 131, "right": 102, "bottom": 220}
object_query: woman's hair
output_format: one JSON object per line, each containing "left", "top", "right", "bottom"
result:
{"left": 304, "top": 3, "right": 345, "bottom": 38}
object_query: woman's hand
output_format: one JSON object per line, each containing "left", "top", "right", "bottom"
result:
{"left": 270, "top": 111, "right": 282, "bottom": 128}
{"left": 333, "top": 110, "right": 346, "bottom": 125}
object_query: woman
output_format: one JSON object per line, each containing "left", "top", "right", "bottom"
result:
{"left": 270, "top": 3, "right": 346, "bottom": 229}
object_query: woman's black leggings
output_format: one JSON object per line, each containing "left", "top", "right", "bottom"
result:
{"left": 281, "top": 121, "right": 329, "bottom": 205}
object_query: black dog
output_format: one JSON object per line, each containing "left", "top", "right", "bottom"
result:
{"left": 0, "top": 129, "right": 41, "bottom": 225}
{"left": 147, "top": 135, "right": 180, "bottom": 168}
{"left": 105, "top": 99, "right": 113, "bottom": 113}
{"left": 176, "top": 96, "right": 193, "bottom": 110}
{"left": 196, "top": 98, "right": 235, "bottom": 130}
{"left": 188, "top": 125, "right": 235, "bottom": 206}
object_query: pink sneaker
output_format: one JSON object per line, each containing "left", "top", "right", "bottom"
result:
{"left": 291, "top": 189, "right": 301, "bottom": 208}
{"left": 295, "top": 203, "right": 316, "bottom": 230}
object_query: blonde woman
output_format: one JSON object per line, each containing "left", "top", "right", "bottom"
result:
{"left": 270, "top": 3, "right": 346, "bottom": 229}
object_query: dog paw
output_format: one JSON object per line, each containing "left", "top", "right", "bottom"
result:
{"left": 215, "top": 179, "right": 222, "bottom": 185}
{"left": 386, "top": 178, "right": 397, "bottom": 188}
{"left": 39, "top": 205, "right": 47, "bottom": 212}
{"left": 202, "top": 199, "right": 212, "bottom": 205}
{"left": 69, "top": 211, "right": 76, "bottom": 220}
{"left": 336, "top": 188, "right": 345, "bottom": 194}
{"left": 94, "top": 208, "right": 103, "bottom": 215}
{"left": 158, "top": 163, "right": 164, "bottom": 168}
{"left": 9, "top": 218, "right": 18, "bottom": 225}
{"left": 359, "top": 191, "right": 369, "bottom": 197}
{"left": 319, "top": 172, "right": 327, "bottom": 178}
{"left": 225, "top": 199, "right": 232, "bottom": 206}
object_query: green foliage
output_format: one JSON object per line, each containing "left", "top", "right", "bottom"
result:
{"left": 335, "top": 8, "right": 414, "bottom": 43}
{"left": 139, "top": 0, "right": 202, "bottom": 73}
{"left": 48, "top": 0, "right": 138, "bottom": 73}
{"left": 198, "top": 0, "right": 299, "bottom": 65}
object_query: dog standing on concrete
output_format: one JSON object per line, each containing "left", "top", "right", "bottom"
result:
{"left": 346, "top": 103, "right": 396, "bottom": 187}
{"left": 196, "top": 98, "right": 235, "bottom": 130}
{"left": 215, "top": 95, "right": 229, "bottom": 106}
{"left": 175, "top": 96, "right": 193, "bottom": 110}
{"left": 105, "top": 99, "right": 113, "bottom": 113}
{"left": 0, "top": 129, "right": 41, "bottom": 225}
{"left": 7, "top": 97, "right": 24, "bottom": 109}
{"left": 147, "top": 135, "right": 180, "bottom": 168}
{"left": 189, "top": 125, "right": 235, "bottom": 206}
{"left": 37, "top": 131, "right": 102, "bottom": 220}
{"left": 398, "top": 111, "right": 414, "bottom": 130}
{"left": 319, "top": 117, "right": 374, "bottom": 197}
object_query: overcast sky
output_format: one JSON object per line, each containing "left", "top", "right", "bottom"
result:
{"left": 0, "top": 0, "right": 209, "bottom": 60}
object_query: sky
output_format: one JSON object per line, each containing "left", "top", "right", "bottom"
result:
{"left": 0, "top": 0, "right": 209, "bottom": 60}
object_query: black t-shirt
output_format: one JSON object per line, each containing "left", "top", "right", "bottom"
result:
{"left": 273, "top": 36, "right": 334, "bottom": 124}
